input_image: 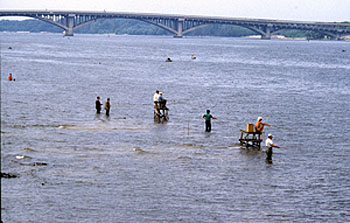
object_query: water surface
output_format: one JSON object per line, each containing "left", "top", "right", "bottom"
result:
{"left": 1, "top": 33, "right": 350, "bottom": 222}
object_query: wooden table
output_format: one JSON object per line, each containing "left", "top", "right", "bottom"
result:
{"left": 239, "top": 130, "right": 262, "bottom": 149}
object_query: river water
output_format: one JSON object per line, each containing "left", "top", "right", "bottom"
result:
{"left": 1, "top": 32, "right": 350, "bottom": 222}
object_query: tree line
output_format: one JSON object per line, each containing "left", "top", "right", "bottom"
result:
{"left": 0, "top": 19, "right": 345, "bottom": 39}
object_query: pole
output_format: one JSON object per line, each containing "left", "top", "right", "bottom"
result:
{"left": 188, "top": 121, "right": 190, "bottom": 136}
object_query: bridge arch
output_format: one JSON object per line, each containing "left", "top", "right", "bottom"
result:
{"left": 139, "top": 19, "right": 177, "bottom": 35}
{"left": 72, "top": 17, "right": 175, "bottom": 35}
{"left": 0, "top": 15, "right": 68, "bottom": 30}
{"left": 35, "top": 17, "right": 67, "bottom": 30}
{"left": 271, "top": 28, "right": 340, "bottom": 40}
{"left": 237, "top": 25, "right": 266, "bottom": 37}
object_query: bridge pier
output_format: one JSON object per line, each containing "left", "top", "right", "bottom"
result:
{"left": 64, "top": 28, "right": 74, "bottom": 36}
{"left": 64, "top": 14, "right": 75, "bottom": 36}
{"left": 261, "top": 24, "right": 272, "bottom": 39}
{"left": 174, "top": 18, "right": 184, "bottom": 38}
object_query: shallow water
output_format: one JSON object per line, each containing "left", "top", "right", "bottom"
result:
{"left": 1, "top": 33, "right": 350, "bottom": 222}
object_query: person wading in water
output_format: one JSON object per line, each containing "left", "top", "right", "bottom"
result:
{"left": 265, "top": 133, "right": 280, "bottom": 163}
{"left": 202, "top": 110, "right": 217, "bottom": 132}
{"left": 104, "top": 98, "right": 111, "bottom": 116}
{"left": 255, "top": 116, "right": 271, "bottom": 140}
{"left": 95, "top": 96, "right": 102, "bottom": 114}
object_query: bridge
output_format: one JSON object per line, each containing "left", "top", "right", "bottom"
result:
{"left": 1, "top": 10, "right": 349, "bottom": 39}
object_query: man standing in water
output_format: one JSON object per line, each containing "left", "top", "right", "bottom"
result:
{"left": 202, "top": 110, "right": 217, "bottom": 132}
{"left": 265, "top": 133, "right": 280, "bottom": 163}
{"left": 95, "top": 96, "right": 102, "bottom": 114}
{"left": 255, "top": 116, "right": 271, "bottom": 140}
{"left": 105, "top": 98, "right": 111, "bottom": 116}
{"left": 153, "top": 90, "right": 160, "bottom": 105}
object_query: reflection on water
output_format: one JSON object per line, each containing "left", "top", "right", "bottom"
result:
{"left": 1, "top": 33, "right": 350, "bottom": 222}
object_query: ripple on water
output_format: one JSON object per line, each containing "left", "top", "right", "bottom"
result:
{"left": 1, "top": 34, "right": 350, "bottom": 223}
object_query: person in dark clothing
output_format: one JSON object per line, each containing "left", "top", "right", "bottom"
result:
{"left": 202, "top": 110, "right": 217, "bottom": 132}
{"left": 158, "top": 92, "right": 168, "bottom": 110}
{"left": 95, "top": 96, "right": 102, "bottom": 114}
{"left": 104, "top": 98, "right": 111, "bottom": 116}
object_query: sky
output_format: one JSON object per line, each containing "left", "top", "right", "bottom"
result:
{"left": 0, "top": 0, "right": 349, "bottom": 22}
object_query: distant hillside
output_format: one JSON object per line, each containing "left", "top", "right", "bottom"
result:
{"left": 0, "top": 19, "right": 343, "bottom": 39}
{"left": 0, "top": 19, "right": 62, "bottom": 33}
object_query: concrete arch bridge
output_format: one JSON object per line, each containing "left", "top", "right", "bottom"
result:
{"left": 1, "top": 10, "right": 349, "bottom": 40}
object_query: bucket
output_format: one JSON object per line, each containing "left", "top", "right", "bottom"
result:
{"left": 246, "top": 123, "right": 254, "bottom": 132}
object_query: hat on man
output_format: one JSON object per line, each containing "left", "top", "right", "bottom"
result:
{"left": 268, "top": 133, "right": 273, "bottom": 138}
{"left": 257, "top": 116, "right": 262, "bottom": 121}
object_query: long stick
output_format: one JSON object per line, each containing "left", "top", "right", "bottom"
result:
{"left": 188, "top": 121, "right": 190, "bottom": 136}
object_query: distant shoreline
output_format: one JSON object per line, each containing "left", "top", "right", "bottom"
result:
{"left": 2, "top": 31, "right": 349, "bottom": 41}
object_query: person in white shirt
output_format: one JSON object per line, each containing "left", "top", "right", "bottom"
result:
{"left": 153, "top": 90, "right": 161, "bottom": 119}
{"left": 153, "top": 90, "right": 160, "bottom": 104}
{"left": 265, "top": 134, "right": 280, "bottom": 163}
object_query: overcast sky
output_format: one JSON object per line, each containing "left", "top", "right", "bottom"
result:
{"left": 1, "top": 0, "right": 349, "bottom": 22}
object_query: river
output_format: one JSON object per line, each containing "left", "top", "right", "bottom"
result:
{"left": 1, "top": 32, "right": 350, "bottom": 222}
